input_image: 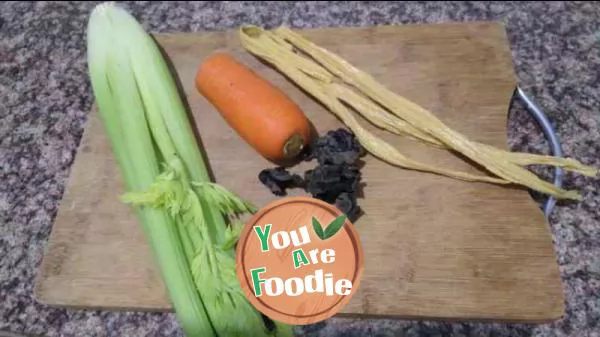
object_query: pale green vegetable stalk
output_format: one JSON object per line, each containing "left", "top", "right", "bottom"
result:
{"left": 86, "top": 3, "right": 293, "bottom": 337}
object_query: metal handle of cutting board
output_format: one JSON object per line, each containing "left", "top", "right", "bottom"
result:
{"left": 515, "top": 86, "right": 563, "bottom": 218}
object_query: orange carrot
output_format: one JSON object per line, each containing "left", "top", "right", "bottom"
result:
{"left": 195, "top": 52, "right": 311, "bottom": 163}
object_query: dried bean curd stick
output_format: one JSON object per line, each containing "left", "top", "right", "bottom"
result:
{"left": 270, "top": 27, "right": 597, "bottom": 198}
{"left": 239, "top": 25, "right": 596, "bottom": 200}
{"left": 334, "top": 82, "right": 597, "bottom": 176}
{"left": 239, "top": 26, "right": 585, "bottom": 199}
{"left": 240, "top": 26, "right": 508, "bottom": 184}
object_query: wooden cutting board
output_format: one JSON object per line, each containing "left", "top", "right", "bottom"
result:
{"left": 35, "top": 22, "right": 565, "bottom": 322}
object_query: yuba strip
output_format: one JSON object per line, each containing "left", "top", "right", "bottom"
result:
{"left": 333, "top": 82, "right": 597, "bottom": 176}
{"left": 239, "top": 26, "right": 507, "bottom": 184}
{"left": 239, "top": 25, "right": 597, "bottom": 200}
{"left": 271, "top": 27, "right": 586, "bottom": 199}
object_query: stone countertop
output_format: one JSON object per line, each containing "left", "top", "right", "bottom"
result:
{"left": 1, "top": 1, "right": 599, "bottom": 336}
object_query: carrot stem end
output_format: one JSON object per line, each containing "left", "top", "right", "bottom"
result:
{"left": 282, "top": 133, "right": 305, "bottom": 159}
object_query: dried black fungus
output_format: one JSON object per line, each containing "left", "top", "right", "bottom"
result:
{"left": 304, "top": 165, "right": 360, "bottom": 203}
{"left": 306, "top": 129, "right": 364, "bottom": 165}
{"left": 334, "top": 192, "right": 360, "bottom": 224}
{"left": 258, "top": 167, "right": 304, "bottom": 196}
{"left": 257, "top": 128, "right": 364, "bottom": 222}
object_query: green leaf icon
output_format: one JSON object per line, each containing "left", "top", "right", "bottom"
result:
{"left": 312, "top": 216, "right": 325, "bottom": 240}
{"left": 323, "top": 214, "right": 347, "bottom": 239}
{"left": 312, "top": 214, "right": 347, "bottom": 241}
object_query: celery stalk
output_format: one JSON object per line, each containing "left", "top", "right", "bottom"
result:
{"left": 87, "top": 6, "right": 217, "bottom": 337}
{"left": 87, "top": 3, "right": 293, "bottom": 337}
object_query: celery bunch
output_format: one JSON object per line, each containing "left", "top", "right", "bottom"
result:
{"left": 86, "top": 3, "right": 293, "bottom": 337}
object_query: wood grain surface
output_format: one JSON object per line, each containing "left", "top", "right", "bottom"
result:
{"left": 35, "top": 22, "right": 565, "bottom": 322}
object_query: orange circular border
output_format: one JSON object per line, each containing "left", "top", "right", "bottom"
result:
{"left": 235, "top": 196, "right": 365, "bottom": 325}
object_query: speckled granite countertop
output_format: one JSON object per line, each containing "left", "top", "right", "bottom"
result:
{"left": 1, "top": 1, "right": 599, "bottom": 336}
